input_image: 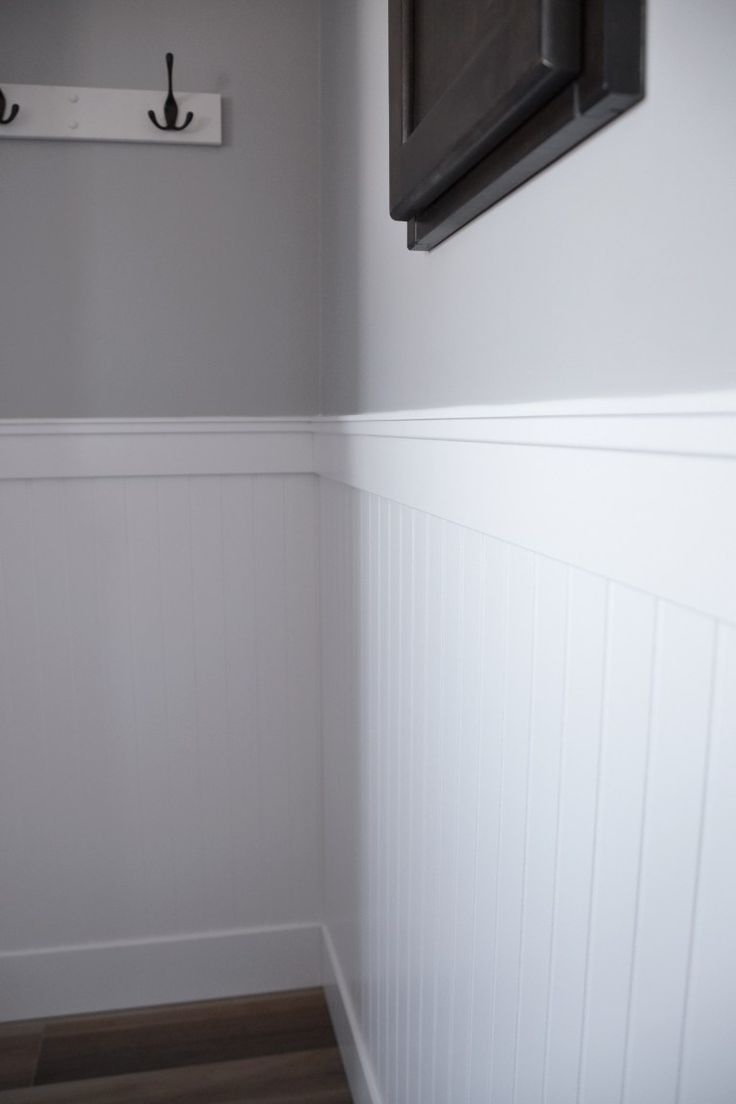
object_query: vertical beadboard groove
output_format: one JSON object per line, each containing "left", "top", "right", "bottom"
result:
{"left": 369, "top": 491, "right": 380, "bottom": 1070}
{"left": 514, "top": 559, "right": 570, "bottom": 1104}
{"left": 59, "top": 482, "right": 86, "bottom": 921}
{"left": 490, "top": 547, "right": 536, "bottom": 1104}
{"left": 386, "top": 495, "right": 394, "bottom": 1100}
{"left": 450, "top": 529, "right": 482, "bottom": 1104}
{"left": 217, "top": 476, "right": 240, "bottom": 925}
{"left": 618, "top": 599, "right": 662, "bottom": 1101}
{"left": 357, "top": 488, "right": 370, "bottom": 1035}
{"left": 461, "top": 533, "right": 489, "bottom": 1104}
{"left": 320, "top": 477, "right": 731, "bottom": 1104}
{"left": 484, "top": 541, "right": 512, "bottom": 1104}
{"left": 443, "top": 529, "right": 464, "bottom": 1104}
{"left": 539, "top": 565, "right": 573, "bottom": 1104}
{"left": 467, "top": 539, "right": 509, "bottom": 1104}
{"left": 186, "top": 475, "right": 210, "bottom": 928}
{"left": 364, "top": 490, "right": 374, "bottom": 1047}
{"left": 676, "top": 625, "right": 736, "bottom": 1103}
{"left": 155, "top": 478, "right": 184, "bottom": 929}
{"left": 421, "top": 515, "right": 443, "bottom": 1104}
{"left": 622, "top": 606, "right": 717, "bottom": 1103}
{"left": 395, "top": 499, "right": 406, "bottom": 1103}
{"left": 404, "top": 509, "right": 419, "bottom": 1104}
{"left": 247, "top": 475, "right": 266, "bottom": 920}
{"left": 429, "top": 520, "right": 449, "bottom": 1104}
{"left": 120, "top": 479, "right": 149, "bottom": 936}
{"left": 412, "top": 511, "right": 431, "bottom": 1104}
{"left": 673, "top": 623, "right": 719, "bottom": 1104}
{"left": 280, "top": 479, "right": 293, "bottom": 922}
{"left": 511, "top": 552, "right": 541, "bottom": 1104}
{"left": 575, "top": 580, "right": 614, "bottom": 1104}
{"left": 542, "top": 570, "right": 608, "bottom": 1104}
{"left": 403, "top": 505, "right": 416, "bottom": 1104}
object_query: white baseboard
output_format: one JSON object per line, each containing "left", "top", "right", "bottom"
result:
{"left": 322, "top": 927, "right": 383, "bottom": 1104}
{"left": 0, "top": 923, "right": 322, "bottom": 1021}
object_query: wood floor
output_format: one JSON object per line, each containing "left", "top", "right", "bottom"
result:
{"left": 0, "top": 989, "right": 352, "bottom": 1103}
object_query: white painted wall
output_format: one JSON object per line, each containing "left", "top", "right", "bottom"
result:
{"left": 0, "top": 0, "right": 321, "bottom": 417}
{"left": 320, "top": 0, "right": 736, "bottom": 413}
{"left": 0, "top": 428, "right": 323, "bottom": 1018}
{"left": 318, "top": 405, "right": 736, "bottom": 1104}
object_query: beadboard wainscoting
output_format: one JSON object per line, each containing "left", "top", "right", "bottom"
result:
{"left": 316, "top": 400, "right": 736, "bottom": 1104}
{"left": 1, "top": 402, "right": 735, "bottom": 1104}
{"left": 0, "top": 421, "right": 322, "bottom": 1019}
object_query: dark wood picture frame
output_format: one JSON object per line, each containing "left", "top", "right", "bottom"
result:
{"left": 389, "top": 0, "right": 645, "bottom": 250}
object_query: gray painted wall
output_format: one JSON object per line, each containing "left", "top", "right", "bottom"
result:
{"left": 320, "top": 0, "right": 736, "bottom": 413}
{"left": 0, "top": 0, "right": 320, "bottom": 417}
{"left": 3, "top": 1, "right": 735, "bottom": 418}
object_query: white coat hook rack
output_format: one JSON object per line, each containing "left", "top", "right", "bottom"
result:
{"left": 0, "top": 53, "right": 221, "bottom": 146}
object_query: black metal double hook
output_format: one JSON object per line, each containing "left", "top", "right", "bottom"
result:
{"left": 148, "top": 53, "right": 193, "bottom": 132}
{"left": 0, "top": 86, "right": 19, "bottom": 125}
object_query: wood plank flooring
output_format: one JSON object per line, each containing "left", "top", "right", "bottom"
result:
{"left": 0, "top": 989, "right": 351, "bottom": 1103}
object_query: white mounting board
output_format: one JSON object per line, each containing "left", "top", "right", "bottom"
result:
{"left": 0, "top": 83, "right": 222, "bottom": 146}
